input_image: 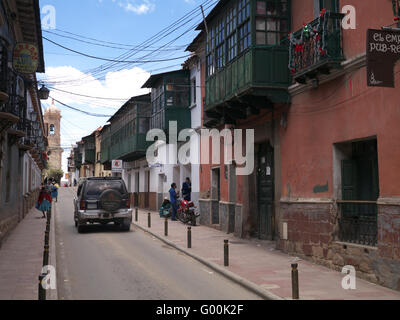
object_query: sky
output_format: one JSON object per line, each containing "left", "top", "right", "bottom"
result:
{"left": 38, "top": 0, "right": 216, "bottom": 173}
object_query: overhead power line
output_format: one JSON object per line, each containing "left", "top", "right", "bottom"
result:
{"left": 43, "top": 36, "right": 191, "bottom": 63}
{"left": 50, "top": 96, "right": 113, "bottom": 118}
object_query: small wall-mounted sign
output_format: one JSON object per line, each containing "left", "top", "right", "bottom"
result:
{"left": 367, "top": 29, "right": 400, "bottom": 88}
{"left": 112, "top": 160, "right": 123, "bottom": 173}
{"left": 13, "top": 43, "right": 39, "bottom": 74}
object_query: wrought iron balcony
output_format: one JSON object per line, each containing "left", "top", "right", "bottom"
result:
{"left": 338, "top": 201, "right": 378, "bottom": 246}
{"left": 289, "top": 11, "right": 345, "bottom": 84}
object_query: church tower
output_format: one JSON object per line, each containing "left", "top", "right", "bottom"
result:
{"left": 44, "top": 99, "right": 63, "bottom": 171}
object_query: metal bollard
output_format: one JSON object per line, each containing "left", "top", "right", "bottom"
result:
{"left": 164, "top": 218, "right": 168, "bottom": 236}
{"left": 38, "top": 274, "right": 46, "bottom": 300}
{"left": 44, "top": 230, "right": 50, "bottom": 246}
{"left": 224, "top": 240, "right": 229, "bottom": 267}
{"left": 135, "top": 207, "right": 138, "bottom": 222}
{"left": 43, "top": 245, "right": 49, "bottom": 267}
{"left": 291, "top": 263, "right": 299, "bottom": 300}
{"left": 148, "top": 212, "right": 151, "bottom": 228}
{"left": 187, "top": 227, "right": 192, "bottom": 248}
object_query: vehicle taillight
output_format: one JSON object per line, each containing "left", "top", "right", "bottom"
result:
{"left": 80, "top": 200, "right": 86, "bottom": 210}
{"left": 126, "top": 199, "right": 131, "bottom": 209}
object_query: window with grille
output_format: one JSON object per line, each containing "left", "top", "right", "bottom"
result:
{"left": 255, "top": 0, "right": 290, "bottom": 46}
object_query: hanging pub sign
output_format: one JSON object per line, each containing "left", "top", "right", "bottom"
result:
{"left": 12, "top": 42, "right": 39, "bottom": 74}
{"left": 367, "top": 29, "right": 400, "bottom": 88}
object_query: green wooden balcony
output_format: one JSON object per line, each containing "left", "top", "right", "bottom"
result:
{"left": 74, "top": 149, "right": 82, "bottom": 169}
{"left": 101, "top": 136, "right": 111, "bottom": 164}
{"left": 289, "top": 11, "right": 345, "bottom": 84}
{"left": 151, "top": 107, "right": 191, "bottom": 134}
{"left": 84, "top": 149, "right": 96, "bottom": 164}
{"left": 204, "top": 46, "right": 290, "bottom": 127}
{"left": 83, "top": 135, "right": 95, "bottom": 164}
{"left": 110, "top": 133, "right": 151, "bottom": 162}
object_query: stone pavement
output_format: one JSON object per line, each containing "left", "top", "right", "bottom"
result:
{"left": 134, "top": 209, "right": 400, "bottom": 300}
{"left": 0, "top": 207, "right": 47, "bottom": 300}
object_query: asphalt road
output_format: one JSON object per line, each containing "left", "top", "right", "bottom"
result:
{"left": 55, "top": 188, "right": 261, "bottom": 300}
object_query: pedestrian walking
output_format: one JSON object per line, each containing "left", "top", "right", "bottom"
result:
{"left": 182, "top": 177, "right": 192, "bottom": 201}
{"left": 169, "top": 183, "right": 178, "bottom": 221}
{"left": 36, "top": 186, "right": 52, "bottom": 219}
{"left": 51, "top": 181, "right": 59, "bottom": 202}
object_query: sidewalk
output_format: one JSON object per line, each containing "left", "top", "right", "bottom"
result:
{"left": 133, "top": 209, "right": 400, "bottom": 300}
{"left": 0, "top": 205, "right": 56, "bottom": 300}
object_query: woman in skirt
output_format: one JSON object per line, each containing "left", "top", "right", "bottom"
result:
{"left": 36, "top": 186, "right": 52, "bottom": 218}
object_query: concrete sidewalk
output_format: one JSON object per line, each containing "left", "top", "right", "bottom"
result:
{"left": 133, "top": 209, "right": 400, "bottom": 300}
{"left": 0, "top": 205, "right": 57, "bottom": 300}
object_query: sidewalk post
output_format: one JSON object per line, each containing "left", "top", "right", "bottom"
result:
{"left": 43, "top": 244, "right": 49, "bottom": 267}
{"left": 38, "top": 274, "right": 46, "bottom": 300}
{"left": 224, "top": 240, "right": 229, "bottom": 267}
{"left": 164, "top": 218, "right": 168, "bottom": 236}
{"left": 135, "top": 207, "right": 138, "bottom": 222}
{"left": 291, "top": 263, "right": 299, "bottom": 300}
{"left": 148, "top": 212, "right": 151, "bottom": 228}
{"left": 44, "top": 230, "right": 50, "bottom": 246}
{"left": 187, "top": 227, "right": 192, "bottom": 248}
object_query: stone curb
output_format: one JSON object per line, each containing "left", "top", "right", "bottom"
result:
{"left": 132, "top": 222, "right": 285, "bottom": 301}
{"left": 48, "top": 202, "right": 58, "bottom": 300}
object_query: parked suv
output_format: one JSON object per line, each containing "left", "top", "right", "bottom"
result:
{"left": 74, "top": 177, "right": 132, "bottom": 233}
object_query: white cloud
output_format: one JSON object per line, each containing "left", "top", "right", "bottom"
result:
{"left": 118, "top": 0, "right": 155, "bottom": 15}
{"left": 40, "top": 66, "right": 151, "bottom": 173}
{"left": 42, "top": 66, "right": 150, "bottom": 110}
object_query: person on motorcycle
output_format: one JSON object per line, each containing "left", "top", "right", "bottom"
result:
{"left": 169, "top": 183, "right": 179, "bottom": 221}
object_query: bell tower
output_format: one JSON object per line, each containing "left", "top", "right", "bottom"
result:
{"left": 44, "top": 99, "right": 63, "bottom": 170}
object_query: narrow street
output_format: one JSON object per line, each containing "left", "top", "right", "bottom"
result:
{"left": 54, "top": 188, "right": 260, "bottom": 300}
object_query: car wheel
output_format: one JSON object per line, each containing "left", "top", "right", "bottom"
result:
{"left": 191, "top": 216, "right": 197, "bottom": 226}
{"left": 75, "top": 220, "right": 78, "bottom": 228}
{"left": 121, "top": 219, "right": 131, "bottom": 232}
{"left": 77, "top": 223, "right": 85, "bottom": 233}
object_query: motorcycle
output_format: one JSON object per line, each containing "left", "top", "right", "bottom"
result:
{"left": 176, "top": 196, "right": 199, "bottom": 226}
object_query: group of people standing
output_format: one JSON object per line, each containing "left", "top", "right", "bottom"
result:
{"left": 36, "top": 178, "right": 59, "bottom": 219}
{"left": 168, "top": 177, "right": 191, "bottom": 221}
{"left": 159, "top": 177, "right": 192, "bottom": 220}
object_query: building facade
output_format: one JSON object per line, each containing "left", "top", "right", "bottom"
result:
{"left": 279, "top": 0, "right": 400, "bottom": 291}
{"left": 0, "top": 0, "right": 46, "bottom": 246}
{"left": 197, "top": 0, "right": 290, "bottom": 238}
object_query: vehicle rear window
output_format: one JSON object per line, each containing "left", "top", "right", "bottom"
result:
{"left": 85, "top": 181, "right": 126, "bottom": 196}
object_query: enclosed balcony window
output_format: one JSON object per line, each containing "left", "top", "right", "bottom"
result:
{"left": 0, "top": 44, "right": 7, "bottom": 93}
{"left": 238, "top": 0, "right": 251, "bottom": 53}
{"left": 165, "top": 77, "right": 189, "bottom": 107}
{"left": 255, "top": 0, "right": 290, "bottom": 46}
{"left": 49, "top": 124, "right": 55, "bottom": 135}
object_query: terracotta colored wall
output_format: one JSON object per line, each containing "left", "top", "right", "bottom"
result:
{"left": 282, "top": 65, "right": 400, "bottom": 198}
{"left": 282, "top": 0, "right": 400, "bottom": 199}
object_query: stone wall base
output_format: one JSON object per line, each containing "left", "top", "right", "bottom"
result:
{"left": 279, "top": 201, "right": 400, "bottom": 291}
{"left": 0, "top": 212, "right": 20, "bottom": 249}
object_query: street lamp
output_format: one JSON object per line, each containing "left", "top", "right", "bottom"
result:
{"left": 30, "top": 111, "right": 38, "bottom": 122}
{"left": 38, "top": 85, "right": 50, "bottom": 100}
{"left": 32, "top": 120, "right": 40, "bottom": 130}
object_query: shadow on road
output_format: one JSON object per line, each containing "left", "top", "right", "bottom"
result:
{"left": 75, "top": 224, "right": 134, "bottom": 234}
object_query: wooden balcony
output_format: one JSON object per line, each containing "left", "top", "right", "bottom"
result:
{"left": 151, "top": 107, "right": 191, "bottom": 134}
{"left": 204, "top": 46, "right": 290, "bottom": 127}
{"left": 289, "top": 11, "right": 345, "bottom": 85}
{"left": 110, "top": 133, "right": 150, "bottom": 162}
